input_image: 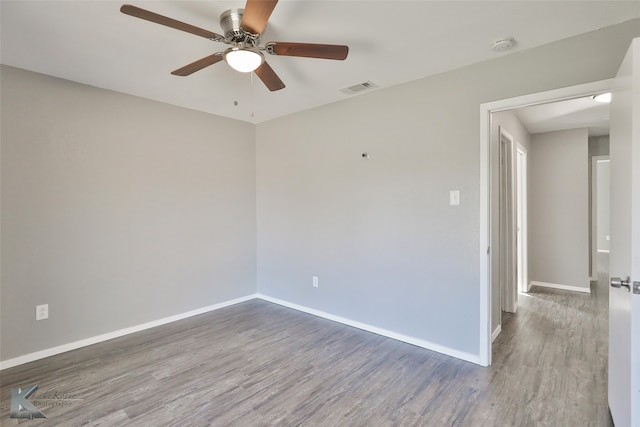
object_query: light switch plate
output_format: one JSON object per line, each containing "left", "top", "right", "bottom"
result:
{"left": 36, "top": 304, "right": 49, "bottom": 320}
{"left": 450, "top": 190, "right": 460, "bottom": 206}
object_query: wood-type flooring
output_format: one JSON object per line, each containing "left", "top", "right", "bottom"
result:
{"left": 0, "top": 258, "right": 612, "bottom": 426}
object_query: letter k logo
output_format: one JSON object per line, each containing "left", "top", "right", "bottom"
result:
{"left": 10, "top": 384, "right": 47, "bottom": 419}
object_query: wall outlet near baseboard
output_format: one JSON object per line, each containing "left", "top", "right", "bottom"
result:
{"left": 36, "top": 304, "right": 49, "bottom": 321}
{"left": 312, "top": 276, "right": 319, "bottom": 288}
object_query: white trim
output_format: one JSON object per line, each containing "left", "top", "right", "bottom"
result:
{"left": 479, "top": 96, "right": 491, "bottom": 367}
{"left": 257, "top": 294, "right": 481, "bottom": 365}
{"left": 0, "top": 294, "right": 258, "bottom": 370}
{"left": 499, "top": 127, "right": 518, "bottom": 314}
{"left": 2, "top": 292, "right": 484, "bottom": 370}
{"left": 598, "top": 249, "right": 611, "bottom": 253}
{"left": 592, "top": 155, "right": 611, "bottom": 275}
{"left": 516, "top": 143, "right": 528, "bottom": 295}
{"left": 480, "top": 78, "right": 615, "bottom": 367}
{"left": 530, "top": 281, "right": 591, "bottom": 294}
{"left": 491, "top": 324, "right": 502, "bottom": 342}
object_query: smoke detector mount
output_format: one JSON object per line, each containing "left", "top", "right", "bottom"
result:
{"left": 491, "top": 37, "right": 515, "bottom": 52}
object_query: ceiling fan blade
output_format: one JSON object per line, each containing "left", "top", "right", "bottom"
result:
{"left": 241, "top": 0, "right": 278, "bottom": 35}
{"left": 266, "top": 42, "right": 349, "bottom": 60}
{"left": 120, "top": 4, "right": 224, "bottom": 41}
{"left": 254, "top": 62, "right": 285, "bottom": 91}
{"left": 171, "top": 53, "right": 224, "bottom": 76}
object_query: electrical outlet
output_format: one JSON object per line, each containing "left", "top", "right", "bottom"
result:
{"left": 36, "top": 304, "right": 48, "bottom": 321}
{"left": 312, "top": 276, "right": 319, "bottom": 288}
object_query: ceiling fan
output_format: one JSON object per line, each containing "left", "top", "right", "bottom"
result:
{"left": 121, "top": 0, "right": 349, "bottom": 91}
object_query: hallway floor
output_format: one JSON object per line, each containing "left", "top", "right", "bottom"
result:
{"left": 472, "top": 252, "right": 611, "bottom": 425}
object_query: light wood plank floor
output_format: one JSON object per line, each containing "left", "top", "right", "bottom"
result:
{"left": 1, "top": 261, "right": 612, "bottom": 426}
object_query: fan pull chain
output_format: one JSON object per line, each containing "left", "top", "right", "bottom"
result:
{"left": 250, "top": 72, "right": 255, "bottom": 118}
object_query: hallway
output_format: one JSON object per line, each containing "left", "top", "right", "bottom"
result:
{"left": 471, "top": 252, "right": 611, "bottom": 425}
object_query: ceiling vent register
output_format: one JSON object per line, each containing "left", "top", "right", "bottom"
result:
{"left": 341, "top": 81, "right": 379, "bottom": 95}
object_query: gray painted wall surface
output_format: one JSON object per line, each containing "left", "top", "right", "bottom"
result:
{"left": 2, "top": 18, "right": 639, "bottom": 363}
{"left": 529, "top": 129, "right": 590, "bottom": 289}
{"left": 590, "top": 136, "right": 611, "bottom": 158}
{"left": 490, "top": 111, "right": 531, "bottom": 335}
{"left": 256, "top": 20, "right": 639, "bottom": 356}
{"left": 1, "top": 66, "right": 257, "bottom": 360}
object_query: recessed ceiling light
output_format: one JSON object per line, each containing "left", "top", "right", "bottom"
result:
{"left": 592, "top": 93, "right": 612, "bottom": 103}
{"left": 490, "top": 37, "right": 515, "bottom": 52}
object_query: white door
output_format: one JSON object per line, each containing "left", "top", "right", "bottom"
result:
{"left": 608, "top": 38, "right": 639, "bottom": 427}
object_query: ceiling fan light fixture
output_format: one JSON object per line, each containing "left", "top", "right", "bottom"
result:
{"left": 224, "top": 47, "right": 264, "bottom": 73}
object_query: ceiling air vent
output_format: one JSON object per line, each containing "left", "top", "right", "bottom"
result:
{"left": 340, "top": 81, "right": 378, "bottom": 95}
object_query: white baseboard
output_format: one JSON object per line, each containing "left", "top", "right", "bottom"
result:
{"left": 2, "top": 292, "right": 483, "bottom": 370}
{"left": 491, "top": 325, "right": 502, "bottom": 342}
{"left": 529, "top": 281, "right": 591, "bottom": 294}
{"left": 257, "top": 294, "right": 481, "bottom": 365}
{"left": 0, "top": 294, "right": 258, "bottom": 370}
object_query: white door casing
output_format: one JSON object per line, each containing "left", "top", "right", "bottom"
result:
{"left": 608, "top": 38, "right": 640, "bottom": 427}
{"left": 592, "top": 155, "right": 611, "bottom": 280}
{"left": 516, "top": 144, "right": 528, "bottom": 293}
{"left": 499, "top": 127, "right": 518, "bottom": 313}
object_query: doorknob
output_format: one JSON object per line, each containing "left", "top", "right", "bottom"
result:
{"left": 611, "top": 276, "right": 631, "bottom": 292}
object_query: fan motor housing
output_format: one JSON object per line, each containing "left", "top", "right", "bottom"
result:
{"left": 220, "top": 8, "right": 256, "bottom": 43}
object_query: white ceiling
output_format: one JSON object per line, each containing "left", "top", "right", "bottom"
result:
{"left": 1, "top": 1, "right": 639, "bottom": 124}
{"left": 514, "top": 95, "right": 612, "bottom": 137}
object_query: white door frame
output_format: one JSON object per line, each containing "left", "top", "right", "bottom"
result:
{"left": 479, "top": 78, "right": 616, "bottom": 366}
{"left": 499, "top": 127, "right": 518, "bottom": 313}
{"left": 591, "top": 155, "right": 610, "bottom": 280}
{"left": 516, "top": 144, "right": 528, "bottom": 293}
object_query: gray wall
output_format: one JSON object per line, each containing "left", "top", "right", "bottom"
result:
{"left": 529, "top": 129, "right": 590, "bottom": 290}
{"left": 489, "top": 111, "right": 531, "bottom": 335}
{"left": 256, "top": 20, "right": 639, "bottom": 357}
{"left": 2, "top": 18, "right": 639, "bottom": 364}
{"left": 1, "top": 66, "right": 257, "bottom": 361}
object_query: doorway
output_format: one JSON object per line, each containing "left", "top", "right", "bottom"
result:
{"left": 479, "top": 78, "right": 615, "bottom": 366}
